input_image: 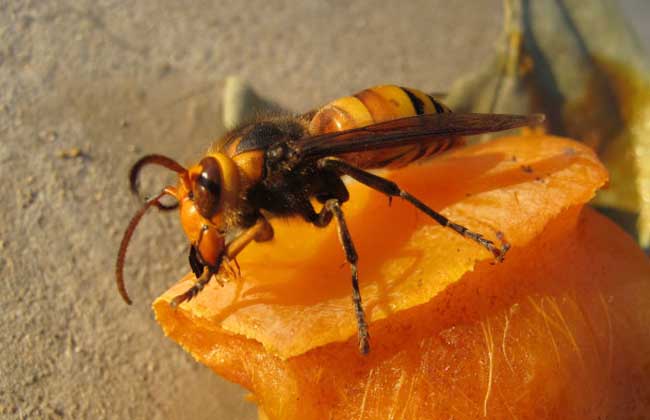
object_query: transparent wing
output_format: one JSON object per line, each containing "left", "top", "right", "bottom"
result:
{"left": 297, "top": 113, "right": 544, "bottom": 160}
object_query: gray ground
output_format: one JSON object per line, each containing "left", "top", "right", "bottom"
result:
{"left": 1, "top": 1, "right": 649, "bottom": 419}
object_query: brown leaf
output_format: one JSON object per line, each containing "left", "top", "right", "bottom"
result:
{"left": 446, "top": 0, "right": 650, "bottom": 247}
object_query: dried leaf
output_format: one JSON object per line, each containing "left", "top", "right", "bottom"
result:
{"left": 447, "top": 0, "right": 650, "bottom": 248}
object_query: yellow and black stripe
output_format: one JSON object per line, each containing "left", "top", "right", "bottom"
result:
{"left": 308, "top": 85, "right": 451, "bottom": 136}
{"left": 307, "top": 85, "right": 458, "bottom": 168}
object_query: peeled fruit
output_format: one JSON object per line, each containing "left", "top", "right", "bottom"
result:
{"left": 154, "top": 134, "right": 650, "bottom": 419}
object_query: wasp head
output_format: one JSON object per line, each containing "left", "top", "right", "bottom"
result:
{"left": 176, "top": 153, "right": 242, "bottom": 265}
{"left": 116, "top": 152, "right": 241, "bottom": 305}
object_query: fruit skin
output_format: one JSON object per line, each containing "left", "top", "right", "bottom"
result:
{"left": 154, "top": 135, "right": 650, "bottom": 419}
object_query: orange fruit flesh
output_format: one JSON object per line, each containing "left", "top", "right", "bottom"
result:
{"left": 154, "top": 135, "right": 650, "bottom": 419}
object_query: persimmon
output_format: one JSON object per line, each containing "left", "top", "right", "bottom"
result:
{"left": 154, "top": 134, "right": 650, "bottom": 419}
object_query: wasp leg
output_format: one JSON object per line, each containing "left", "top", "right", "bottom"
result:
{"left": 315, "top": 199, "right": 370, "bottom": 355}
{"left": 318, "top": 157, "right": 509, "bottom": 261}
{"left": 170, "top": 265, "right": 215, "bottom": 308}
{"left": 226, "top": 217, "right": 274, "bottom": 258}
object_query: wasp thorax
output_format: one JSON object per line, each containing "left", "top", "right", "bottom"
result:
{"left": 194, "top": 156, "right": 222, "bottom": 218}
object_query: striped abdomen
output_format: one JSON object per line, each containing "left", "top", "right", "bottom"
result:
{"left": 307, "top": 85, "right": 462, "bottom": 169}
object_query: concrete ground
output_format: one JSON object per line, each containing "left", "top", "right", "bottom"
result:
{"left": 1, "top": 1, "right": 648, "bottom": 419}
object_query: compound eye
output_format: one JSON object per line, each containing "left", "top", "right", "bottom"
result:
{"left": 193, "top": 157, "right": 222, "bottom": 218}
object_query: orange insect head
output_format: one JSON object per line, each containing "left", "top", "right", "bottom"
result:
{"left": 176, "top": 152, "right": 242, "bottom": 264}
{"left": 177, "top": 189, "right": 225, "bottom": 267}
{"left": 116, "top": 153, "right": 238, "bottom": 304}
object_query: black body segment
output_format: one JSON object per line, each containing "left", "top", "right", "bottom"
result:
{"left": 401, "top": 87, "right": 427, "bottom": 115}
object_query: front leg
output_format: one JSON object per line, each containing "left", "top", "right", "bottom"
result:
{"left": 170, "top": 264, "right": 217, "bottom": 308}
{"left": 225, "top": 217, "right": 274, "bottom": 259}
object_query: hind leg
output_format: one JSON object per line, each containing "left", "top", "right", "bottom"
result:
{"left": 318, "top": 157, "right": 509, "bottom": 260}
